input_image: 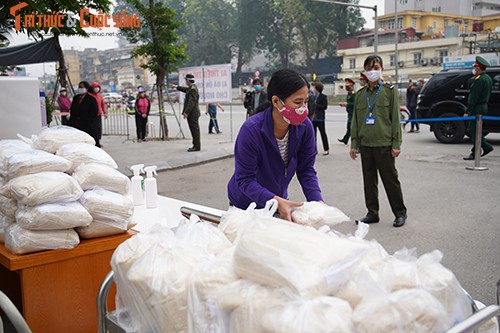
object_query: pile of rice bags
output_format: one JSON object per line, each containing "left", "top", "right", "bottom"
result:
{"left": 0, "top": 126, "right": 133, "bottom": 253}
{"left": 111, "top": 201, "right": 475, "bottom": 333}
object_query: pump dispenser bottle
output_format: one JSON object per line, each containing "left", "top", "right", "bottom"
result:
{"left": 144, "top": 166, "right": 158, "bottom": 208}
{"left": 130, "top": 164, "right": 145, "bottom": 206}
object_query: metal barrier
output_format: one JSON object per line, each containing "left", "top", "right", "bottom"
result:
{"left": 103, "top": 101, "right": 131, "bottom": 139}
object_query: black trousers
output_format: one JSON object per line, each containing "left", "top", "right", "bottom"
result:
{"left": 135, "top": 114, "right": 147, "bottom": 140}
{"left": 360, "top": 146, "right": 406, "bottom": 218}
{"left": 313, "top": 120, "right": 329, "bottom": 152}
{"left": 188, "top": 114, "right": 201, "bottom": 149}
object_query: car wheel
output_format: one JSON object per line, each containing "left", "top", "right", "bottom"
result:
{"left": 400, "top": 109, "right": 410, "bottom": 131}
{"left": 433, "top": 112, "right": 466, "bottom": 143}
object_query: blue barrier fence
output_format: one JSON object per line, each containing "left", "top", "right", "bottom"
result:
{"left": 402, "top": 115, "right": 500, "bottom": 123}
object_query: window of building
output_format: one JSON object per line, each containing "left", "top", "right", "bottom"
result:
{"left": 400, "top": 0, "right": 408, "bottom": 4}
{"left": 380, "top": 21, "right": 386, "bottom": 29}
{"left": 388, "top": 20, "right": 395, "bottom": 29}
{"left": 413, "top": 53, "right": 421, "bottom": 65}
{"left": 349, "top": 58, "right": 356, "bottom": 69}
{"left": 438, "top": 50, "right": 448, "bottom": 64}
{"left": 444, "top": 19, "right": 448, "bottom": 27}
{"left": 398, "top": 18, "right": 403, "bottom": 29}
{"left": 433, "top": 21, "right": 437, "bottom": 29}
{"left": 464, "top": 24, "right": 469, "bottom": 33}
{"left": 412, "top": 17, "right": 417, "bottom": 28}
{"left": 390, "top": 55, "right": 396, "bottom": 67}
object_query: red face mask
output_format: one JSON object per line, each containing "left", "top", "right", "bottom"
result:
{"left": 278, "top": 99, "right": 309, "bottom": 126}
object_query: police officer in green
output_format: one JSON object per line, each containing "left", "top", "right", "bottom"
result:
{"left": 350, "top": 55, "right": 407, "bottom": 228}
{"left": 173, "top": 74, "right": 201, "bottom": 152}
{"left": 338, "top": 78, "right": 356, "bottom": 144}
{"left": 463, "top": 56, "right": 494, "bottom": 160}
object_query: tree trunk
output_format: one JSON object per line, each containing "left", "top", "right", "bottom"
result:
{"left": 156, "top": 70, "right": 168, "bottom": 140}
{"left": 236, "top": 47, "right": 243, "bottom": 87}
{"left": 54, "top": 34, "right": 70, "bottom": 92}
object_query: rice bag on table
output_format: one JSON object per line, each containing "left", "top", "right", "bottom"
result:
{"left": 4, "top": 223, "right": 80, "bottom": 255}
{"left": 72, "top": 162, "right": 130, "bottom": 195}
{"left": 6, "top": 171, "right": 83, "bottom": 206}
{"left": 56, "top": 142, "right": 117, "bottom": 172}
{"left": 233, "top": 217, "right": 368, "bottom": 297}
{"left": 187, "top": 248, "right": 239, "bottom": 333}
{"left": 291, "top": 201, "right": 351, "bottom": 228}
{"left": 76, "top": 217, "right": 136, "bottom": 239}
{"left": 15, "top": 202, "right": 92, "bottom": 230}
{"left": 3, "top": 150, "right": 72, "bottom": 180}
{"left": 379, "top": 248, "right": 473, "bottom": 327}
{"left": 26, "top": 126, "right": 95, "bottom": 153}
{"left": 261, "top": 296, "right": 354, "bottom": 333}
{"left": 352, "top": 288, "right": 449, "bottom": 333}
{"left": 123, "top": 239, "right": 210, "bottom": 333}
{"left": 0, "top": 214, "right": 15, "bottom": 243}
{"left": 79, "top": 188, "right": 133, "bottom": 223}
{"left": 0, "top": 140, "right": 33, "bottom": 177}
{"left": 176, "top": 219, "right": 231, "bottom": 256}
{"left": 0, "top": 194, "right": 17, "bottom": 220}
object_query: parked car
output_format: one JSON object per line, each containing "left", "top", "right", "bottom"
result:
{"left": 102, "top": 92, "right": 125, "bottom": 102}
{"left": 416, "top": 66, "right": 500, "bottom": 143}
{"left": 164, "top": 88, "right": 179, "bottom": 103}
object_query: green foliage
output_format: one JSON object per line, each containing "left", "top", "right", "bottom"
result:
{"left": 45, "top": 95, "right": 53, "bottom": 126}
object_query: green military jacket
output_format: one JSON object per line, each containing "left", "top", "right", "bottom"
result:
{"left": 177, "top": 84, "right": 200, "bottom": 117}
{"left": 467, "top": 72, "right": 492, "bottom": 115}
{"left": 346, "top": 91, "right": 355, "bottom": 114}
{"left": 350, "top": 81, "right": 402, "bottom": 150}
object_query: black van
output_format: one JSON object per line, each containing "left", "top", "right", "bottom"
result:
{"left": 416, "top": 67, "right": 500, "bottom": 143}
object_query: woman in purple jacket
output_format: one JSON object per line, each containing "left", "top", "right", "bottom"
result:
{"left": 227, "top": 69, "right": 323, "bottom": 221}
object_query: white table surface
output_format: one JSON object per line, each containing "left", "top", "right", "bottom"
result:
{"left": 132, "top": 195, "right": 225, "bottom": 233}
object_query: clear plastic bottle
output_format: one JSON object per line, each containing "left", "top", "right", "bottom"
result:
{"left": 130, "top": 164, "right": 145, "bottom": 206}
{"left": 144, "top": 166, "right": 158, "bottom": 208}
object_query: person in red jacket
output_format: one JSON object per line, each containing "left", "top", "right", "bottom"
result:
{"left": 134, "top": 86, "right": 151, "bottom": 142}
{"left": 56, "top": 87, "right": 71, "bottom": 125}
{"left": 90, "top": 82, "right": 108, "bottom": 143}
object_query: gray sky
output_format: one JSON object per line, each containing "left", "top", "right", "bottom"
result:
{"left": 7, "top": 0, "right": 385, "bottom": 77}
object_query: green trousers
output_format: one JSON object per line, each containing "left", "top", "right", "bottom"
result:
{"left": 360, "top": 146, "right": 407, "bottom": 218}
{"left": 468, "top": 118, "right": 493, "bottom": 154}
{"left": 187, "top": 114, "right": 201, "bottom": 150}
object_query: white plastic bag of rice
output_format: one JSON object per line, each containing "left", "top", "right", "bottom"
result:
{"left": 15, "top": 202, "right": 92, "bottom": 230}
{"left": 6, "top": 171, "right": 84, "bottom": 206}
{"left": 28, "top": 126, "right": 95, "bottom": 153}
{"left": 0, "top": 214, "right": 15, "bottom": 243}
{"left": 76, "top": 217, "right": 136, "bottom": 239}
{"left": 0, "top": 194, "right": 17, "bottom": 220}
{"left": 72, "top": 162, "right": 130, "bottom": 195}
{"left": 79, "top": 188, "right": 133, "bottom": 223}
{"left": 3, "top": 149, "right": 72, "bottom": 180}
{"left": 56, "top": 142, "right": 117, "bottom": 172}
{"left": 291, "top": 201, "right": 351, "bottom": 228}
{"left": 5, "top": 223, "right": 80, "bottom": 255}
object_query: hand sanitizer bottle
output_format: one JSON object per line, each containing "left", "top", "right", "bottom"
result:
{"left": 144, "top": 166, "right": 158, "bottom": 208}
{"left": 130, "top": 164, "right": 145, "bottom": 206}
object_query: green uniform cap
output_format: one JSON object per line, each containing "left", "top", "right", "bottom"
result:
{"left": 475, "top": 56, "right": 490, "bottom": 68}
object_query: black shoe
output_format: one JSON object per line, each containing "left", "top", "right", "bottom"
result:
{"left": 337, "top": 138, "right": 347, "bottom": 144}
{"left": 463, "top": 154, "right": 474, "bottom": 160}
{"left": 208, "top": 132, "right": 215, "bottom": 134}
{"left": 482, "top": 147, "right": 494, "bottom": 157}
{"left": 393, "top": 216, "right": 407, "bottom": 227}
{"left": 187, "top": 147, "right": 200, "bottom": 152}
{"left": 355, "top": 215, "right": 380, "bottom": 224}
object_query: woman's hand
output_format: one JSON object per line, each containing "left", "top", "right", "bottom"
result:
{"left": 273, "top": 196, "right": 303, "bottom": 221}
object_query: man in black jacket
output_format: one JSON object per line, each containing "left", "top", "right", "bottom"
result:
{"left": 243, "top": 78, "right": 268, "bottom": 118}
{"left": 311, "top": 82, "right": 329, "bottom": 155}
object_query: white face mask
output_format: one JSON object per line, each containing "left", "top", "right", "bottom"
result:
{"left": 77, "top": 87, "right": 86, "bottom": 94}
{"left": 365, "top": 70, "right": 382, "bottom": 82}
{"left": 472, "top": 68, "right": 477, "bottom": 76}
{"left": 94, "top": 87, "right": 100, "bottom": 93}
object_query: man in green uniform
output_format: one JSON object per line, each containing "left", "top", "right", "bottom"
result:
{"left": 350, "top": 55, "right": 407, "bottom": 228}
{"left": 173, "top": 74, "right": 201, "bottom": 152}
{"left": 338, "top": 78, "right": 356, "bottom": 144}
{"left": 463, "top": 56, "right": 494, "bottom": 160}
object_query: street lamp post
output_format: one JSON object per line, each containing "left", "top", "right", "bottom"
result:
{"left": 313, "top": 0, "right": 379, "bottom": 54}
{"left": 394, "top": 0, "right": 398, "bottom": 86}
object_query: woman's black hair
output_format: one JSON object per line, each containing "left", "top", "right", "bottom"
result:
{"left": 79, "top": 81, "right": 94, "bottom": 94}
{"left": 256, "top": 69, "right": 309, "bottom": 113}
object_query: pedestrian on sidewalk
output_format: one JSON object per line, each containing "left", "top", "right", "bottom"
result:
{"left": 227, "top": 69, "right": 323, "bottom": 221}
{"left": 311, "top": 82, "right": 329, "bottom": 155}
{"left": 90, "top": 81, "right": 108, "bottom": 142}
{"left": 56, "top": 87, "right": 71, "bottom": 125}
{"left": 350, "top": 54, "right": 407, "bottom": 228}
{"left": 243, "top": 78, "right": 268, "bottom": 118}
{"left": 338, "top": 78, "right": 356, "bottom": 144}
{"left": 206, "top": 102, "right": 224, "bottom": 134}
{"left": 134, "top": 86, "right": 150, "bottom": 142}
{"left": 463, "top": 56, "right": 494, "bottom": 160}
{"left": 69, "top": 81, "right": 100, "bottom": 147}
{"left": 172, "top": 74, "right": 201, "bottom": 152}
{"left": 407, "top": 80, "right": 420, "bottom": 133}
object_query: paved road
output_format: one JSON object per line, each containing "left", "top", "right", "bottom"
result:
{"left": 103, "top": 104, "right": 500, "bottom": 306}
